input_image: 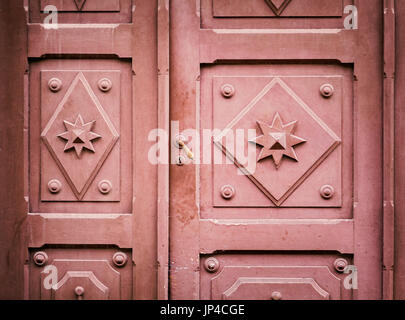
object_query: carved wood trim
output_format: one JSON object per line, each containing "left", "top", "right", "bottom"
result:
{"left": 383, "top": 0, "right": 396, "bottom": 301}
{"left": 157, "top": 0, "right": 170, "bottom": 300}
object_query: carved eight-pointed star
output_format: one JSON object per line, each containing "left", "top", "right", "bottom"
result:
{"left": 249, "top": 113, "right": 306, "bottom": 169}
{"left": 57, "top": 114, "right": 101, "bottom": 158}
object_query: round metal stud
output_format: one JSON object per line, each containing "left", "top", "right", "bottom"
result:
{"left": 204, "top": 257, "right": 220, "bottom": 273}
{"left": 320, "top": 84, "right": 335, "bottom": 98}
{"left": 98, "top": 78, "right": 112, "bottom": 92}
{"left": 75, "top": 286, "right": 85, "bottom": 297}
{"left": 112, "top": 252, "right": 128, "bottom": 267}
{"left": 221, "top": 84, "right": 235, "bottom": 98}
{"left": 334, "top": 258, "right": 349, "bottom": 273}
{"left": 220, "top": 185, "right": 235, "bottom": 200}
{"left": 48, "top": 179, "right": 62, "bottom": 194}
{"left": 48, "top": 78, "right": 62, "bottom": 92}
{"left": 320, "top": 185, "right": 335, "bottom": 199}
{"left": 33, "top": 251, "right": 48, "bottom": 266}
{"left": 271, "top": 291, "right": 283, "bottom": 300}
{"left": 98, "top": 180, "right": 112, "bottom": 195}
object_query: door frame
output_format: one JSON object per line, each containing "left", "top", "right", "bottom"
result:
{"left": 157, "top": 0, "right": 170, "bottom": 300}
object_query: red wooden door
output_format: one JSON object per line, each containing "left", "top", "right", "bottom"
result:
{"left": 2, "top": 0, "right": 399, "bottom": 301}
{"left": 26, "top": 0, "right": 159, "bottom": 299}
{"left": 170, "top": 0, "right": 383, "bottom": 300}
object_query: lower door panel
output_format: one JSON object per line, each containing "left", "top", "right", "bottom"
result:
{"left": 200, "top": 253, "right": 353, "bottom": 300}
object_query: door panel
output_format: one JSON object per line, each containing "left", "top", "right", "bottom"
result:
{"left": 29, "top": 0, "right": 132, "bottom": 24}
{"left": 201, "top": 0, "right": 353, "bottom": 29}
{"left": 30, "top": 248, "right": 132, "bottom": 300}
{"left": 200, "top": 253, "right": 352, "bottom": 300}
{"left": 30, "top": 60, "right": 132, "bottom": 211}
{"left": 201, "top": 64, "right": 352, "bottom": 217}
{"left": 212, "top": 0, "right": 343, "bottom": 18}
{"left": 170, "top": 0, "right": 383, "bottom": 300}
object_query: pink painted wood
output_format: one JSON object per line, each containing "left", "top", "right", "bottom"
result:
{"left": 394, "top": 0, "right": 405, "bottom": 300}
{"left": 2, "top": 0, "right": 405, "bottom": 300}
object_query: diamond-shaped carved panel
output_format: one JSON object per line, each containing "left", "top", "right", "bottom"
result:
{"left": 41, "top": 71, "right": 120, "bottom": 201}
{"left": 213, "top": 77, "right": 341, "bottom": 207}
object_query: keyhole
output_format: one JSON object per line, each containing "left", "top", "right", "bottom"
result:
{"left": 176, "top": 155, "right": 186, "bottom": 166}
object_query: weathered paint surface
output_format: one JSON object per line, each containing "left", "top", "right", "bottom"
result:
{"left": 1, "top": 0, "right": 405, "bottom": 300}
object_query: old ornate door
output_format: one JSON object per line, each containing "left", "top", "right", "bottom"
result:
{"left": 1, "top": 0, "right": 393, "bottom": 300}
{"left": 26, "top": 0, "right": 160, "bottom": 299}
{"left": 170, "top": 0, "right": 383, "bottom": 300}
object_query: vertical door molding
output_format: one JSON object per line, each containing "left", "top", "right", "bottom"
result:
{"left": 383, "top": 0, "right": 396, "bottom": 301}
{"left": 157, "top": 0, "right": 170, "bottom": 300}
{"left": 170, "top": 0, "right": 201, "bottom": 299}
{"left": 131, "top": 1, "right": 159, "bottom": 299}
{"left": 394, "top": 0, "right": 405, "bottom": 300}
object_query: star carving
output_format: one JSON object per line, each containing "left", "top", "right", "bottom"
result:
{"left": 57, "top": 114, "right": 101, "bottom": 158}
{"left": 249, "top": 113, "right": 306, "bottom": 169}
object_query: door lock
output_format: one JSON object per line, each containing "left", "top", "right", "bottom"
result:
{"left": 174, "top": 135, "right": 194, "bottom": 160}
{"left": 177, "top": 139, "right": 194, "bottom": 160}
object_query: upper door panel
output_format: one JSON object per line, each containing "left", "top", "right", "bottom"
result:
{"left": 201, "top": 0, "right": 355, "bottom": 29}
{"left": 213, "top": 0, "right": 343, "bottom": 17}
{"left": 30, "top": 59, "right": 133, "bottom": 214}
{"left": 29, "top": 0, "right": 133, "bottom": 23}
{"left": 200, "top": 63, "right": 353, "bottom": 220}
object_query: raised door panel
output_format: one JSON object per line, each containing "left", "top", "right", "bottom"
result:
{"left": 200, "top": 64, "right": 353, "bottom": 219}
{"left": 201, "top": 0, "right": 354, "bottom": 29}
{"left": 29, "top": 249, "right": 132, "bottom": 300}
{"left": 40, "top": 0, "right": 121, "bottom": 12}
{"left": 29, "top": 0, "right": 132, "bottom": 23}
{"left": 200, "top": 253, "right": 352, "bottom": 300}
{"left": 29, "top": 60, "right": 132, "bottom": 213}
{"left": 213, "top": 0, "right": 343, "bottom": 17}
